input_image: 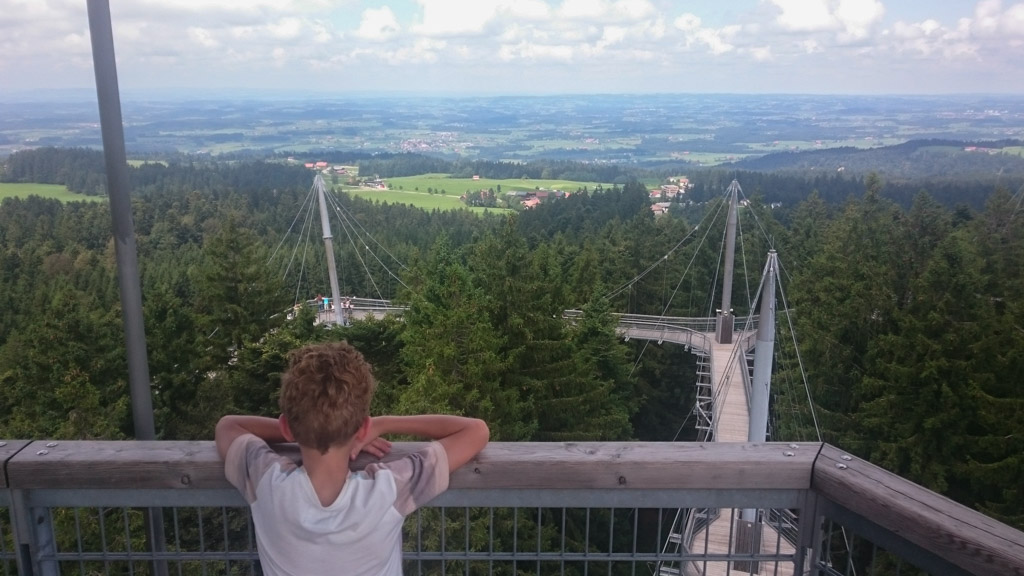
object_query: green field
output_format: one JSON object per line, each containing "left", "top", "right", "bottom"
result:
{"left": 742, "top": 138, "right": 902, "bottom": 153}
{"left": 0, "top": 182, "right": 106, "bottom": 202}
{"left": 385, "top": 174, "right": 604, "bottom": 195}
{"left": 668, "top": 152, "right": 754, "bottom": 165}
{"left": 336, "top": 173, "right": 608, "bottom": 213}
{"left": 341, "top": 185, "right": 510, "bottom": 215}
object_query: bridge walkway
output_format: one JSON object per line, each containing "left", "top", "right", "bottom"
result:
{"left": 709, "top": 338, "right": 750, "bottom": 442}
{"left": 612, "top": 314, "right": 794, "bottom": 576}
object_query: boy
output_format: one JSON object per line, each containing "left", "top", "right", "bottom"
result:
{"left": 216, "top": 341, "right": 489, "bottom": 576}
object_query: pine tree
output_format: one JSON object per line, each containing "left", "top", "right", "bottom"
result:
{"left": 398, "top": 237, "right": 534, "bottom": 440}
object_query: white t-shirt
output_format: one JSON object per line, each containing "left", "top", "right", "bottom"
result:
{"left": 225, "top": 435, "right": 449, "bottom": 576}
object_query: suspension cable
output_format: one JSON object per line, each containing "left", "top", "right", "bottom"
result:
{"left": 776, "top": 272, "right": 823, "bottom": 441}
{"left": 268, "top": 181, "right": 317, "bottom": 266}
{"left": 324, "top": 188, "right": 410, "bottom": 296}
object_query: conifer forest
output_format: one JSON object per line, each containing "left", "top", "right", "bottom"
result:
{"left": 0, "top": 146, "right": 1022, "bottom": 533}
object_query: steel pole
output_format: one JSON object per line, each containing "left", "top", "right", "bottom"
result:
{"left": 742, "top": 250, "right": 777, "bottom": 527}
{"left": 86, "top": 3, "right": 166, "bottom": 574}
{"left": 86, "top": 0, "right": 155, "bottom": 439}
{"left": 717, "top": 180, "right": 740, "bottom": 344}
{"left": 748, "top": 250, "right": 777, "bottom": 445}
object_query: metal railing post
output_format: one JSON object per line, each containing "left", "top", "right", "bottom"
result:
{"left": 9, "top": 489, "right": 56, "bottom": 576}
{"left": 796, "top": 490, "right": 823, "bottom": 576}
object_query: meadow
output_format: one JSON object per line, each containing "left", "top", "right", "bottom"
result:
{"left": 741, "top": 138, "right": 903, "bottom": 152}
{"left": 336, "top": 173, "right": 610, "bottom": 213}
{"left": 383, "top": 174, "right": 604, "bottom": 195}
{"left": 341, "top": 184, "right": 510, "bottom": 215}
{"left": 0, "top": 182, "right": 106, "bottom": 202}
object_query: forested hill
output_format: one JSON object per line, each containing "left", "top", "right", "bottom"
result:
{"left": 0, "top": 147, "right": 1022, "bottom": 529}
{"left": 5, "top": 146, "right": 1021, "bottom": 212}
{"left": 731, "top": 138, "right": 1024, "bottom": 180}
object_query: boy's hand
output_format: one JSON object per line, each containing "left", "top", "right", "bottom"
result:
{"left": 352, "top": 436, "right": 392, "bottom": 460}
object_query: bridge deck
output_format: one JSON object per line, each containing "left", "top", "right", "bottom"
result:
{"left": 620, "top": 319, "right": 778, "bottom": 575}
{"left": 686, "top": 516, "right": 796, "bottom": 576}
{"left": 710, "top": 338, "right": 750, "bottom": 442}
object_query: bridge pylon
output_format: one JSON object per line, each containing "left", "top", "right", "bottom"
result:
{"left": 715, "top": 179, "right": 742, "bottom": 345}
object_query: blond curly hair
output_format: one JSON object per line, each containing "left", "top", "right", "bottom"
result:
{"left": 279, "top": 341, "right": 376, "bottom": 454}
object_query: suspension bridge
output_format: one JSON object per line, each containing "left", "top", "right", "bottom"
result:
{"left": 282, "top": 174, "right": 817, "bottom": 576}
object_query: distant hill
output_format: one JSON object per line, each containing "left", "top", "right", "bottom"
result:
{"left": 730, "top": 139, "right": 1024, "bottom": 181}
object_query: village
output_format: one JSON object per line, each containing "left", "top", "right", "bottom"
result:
{"left": 294, "top": 159, "right": 698, "bottom": 213}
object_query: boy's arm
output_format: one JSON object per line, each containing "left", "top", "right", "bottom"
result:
{"left": 365, "top": 415, "right": 489, "bottom": 472}
{"left": 215, "top": 415, "right": 286, "bottom": 460}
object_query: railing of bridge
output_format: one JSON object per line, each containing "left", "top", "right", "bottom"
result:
{"left": 2, "top": 441, "right": 1022, "bottom": 576}
{"left": 298, "top": 306, "right": 760, "bottom": 337}
{"left": 564, "top": 311, "right": 760, "bottom": 336}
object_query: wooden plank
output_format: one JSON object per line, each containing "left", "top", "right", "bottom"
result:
{"left": 7, "top": 440, "right": 236, "bottom": 491}
{"left": 5, "top": 441, "right": 820, "bottom": 492}
{"left": 1, "top": 440, "right": 33, "bottom": 488}
{"left": 690, "top": 513, "right": 795, "bottom": 576}
{"left": 812, "top": 444, "right": 1024, "bottom": 576}
{"left": 711, "top": 341, "right": 750, "bottom": 442}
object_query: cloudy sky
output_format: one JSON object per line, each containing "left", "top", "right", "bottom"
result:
{"left": 3, "top": 0, "right": 1024, "bottom": 97}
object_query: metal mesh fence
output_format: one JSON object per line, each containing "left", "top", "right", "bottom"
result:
{"left": 0, "top": 499, "right": 977, "bottom": 576}
{"left": 23, "top": 506, "right": 804, "bottom": 576}
{"left": 36, "top": 506, "right": 256, "bottom": 576}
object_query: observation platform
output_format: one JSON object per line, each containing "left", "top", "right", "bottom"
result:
{"left": 1, "top": 440, "right": 1021, "bottom": 575}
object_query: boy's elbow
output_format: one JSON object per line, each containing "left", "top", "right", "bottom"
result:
{"left": 472, "top": 418, "right": 490, "bottom": 445}
{"left": 215, "top": 415, "right": 237, "bottom": 436}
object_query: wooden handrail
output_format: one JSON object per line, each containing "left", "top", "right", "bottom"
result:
{"left": 812, "top": 444, "right": 1024, "bottom": 576}
{"left": 1, "top": 440, "right": 818, "bottom": 491}
{"left": 1, "top": 440, "right": 32, "bottom": 489}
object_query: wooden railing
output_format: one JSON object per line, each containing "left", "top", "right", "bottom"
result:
{"left": 2, "top": 441, "right": 1022, "bottom": 575}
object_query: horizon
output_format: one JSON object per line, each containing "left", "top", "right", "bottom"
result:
{"left": 5, "top": 90, "right": 1024, "bottom": 104}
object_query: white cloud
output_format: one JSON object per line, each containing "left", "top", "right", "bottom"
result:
{"left": 769, "top": 0, "right": 884, "bottom": 41}
{"left": 271, "top": 47, "right": 287, "bottom": 66}
{"left": 3, "top": 0, "right": 1024, "bottom": 95}
{"left": 799, "top": 39, "right": 823, "bottom": 53}
{"left": 975, "top": 0, "right": 1024, "bottom": 35}
{"left": 599, "top": 26, "right": 628, "bottom": 48}
{"left": 673, "top": 14, "right": 739, "bottom": 55}
{"left": 371, "top": 37, "right": 448, "bottom": 65}
{"left": 750, "top": 46, "right": 774, "bottom": 61}
{"left": 558, "top": 0, "right": 655, "bottom": 22}
{"left": 972, "top": 0, "right": 1003, "bottom": 35}
{"left": 60, "top": 32, "right": 91, "bottom": 53}
{"left": 1006, "top": 3, "right": 1024, "bottom": 34}
{"left": 311, "top": 22, "right": 332, "bottom": 44}
{"left": 881, "top": 1, "right": 1024, "bottom": 62}
{"left": 613, "top": 0, "right": 656, "bottom": 21}
{"left": 498, "top": 41, "right": 575, "bottom": 62}
{"left": 188, "top": 27, "right": 220, "bottom": 49}
{"left": 696, "top": 26, "right": 740, "bottom": 55}
{"left": 674, "top": 13, "right": 702, "bottom": 33}
{"left": 269, "top": 18, "right": 304, "bottom": 40}
{"left": 771, "top": 0, "right": 835, "bottom": 32}
{"left": 354, "top": 7, "right": 400, "bottom": 41}
{"left": 413, "top": 0, "right": 501, "bottom": 36}
{"left": 507, "top": 0, "right": 552, "bottom": 20}
{"left": 559, "top": 0, "right": 607, "bottom": 20}
{"left": 835, "top": 0, "right": 885, "bottom": 41}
